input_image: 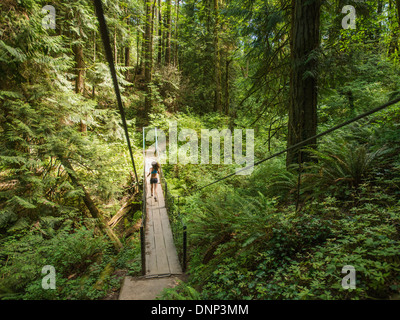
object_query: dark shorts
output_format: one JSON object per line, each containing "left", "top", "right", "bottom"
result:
{"left": 150, "top": 178, "right": 158, "bottom": 184}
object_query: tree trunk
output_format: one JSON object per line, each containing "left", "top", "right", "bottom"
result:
{"left": 125, "top": 47, "right": 130, "bottom": 81}
{"left": 173, "top": 0, "right": 180, "bottom": 67}
{"left": 286, "top": 0, "right": 321, "bottom": 168}
{"left": 162, "top": 21, "right": 166, "bottom": 65}
{"left": 376, "top": 0, "right": 383, "bottom": 39}
{"left": 151, "top": 0, "right": 155, "bottom": 65}
{"left": 165, "top": 0, "right": 172, "bottom": 65}
{"left": 108, "top": 194, "right": 136, "bottom": 229}
{"left": 92, "top": 29, "right": 96, "bottom": 98}
{"left": 397, "top": 0, "right": 400, "bottom": 24}
{"left": 393, "top": 0, "right": 400, "bottom": 57}
{"left": 60, "top": 157, "right": 122, "bottom": 251}
{"left": 74, "top": 43, "right": 87, "bottom": 133}
{"left": 144, "top": 0, "right": 154, "bottom": 115}
{"left": 136, "top": 25, "right": 141, "bottom": 77}
{"left": 157, "top": 0, "right": 163, "bottom": 65}
{"left": 114, "top": 25, "right": 118, "bottom": 65}
{"left": 388, "top": 0, "right": 399, "bottom": 55}
{"left": 213, "top": 0, "right": 222, "bottom": 113}
{"left": 74, "top": 44, "right": 85, "bottom": 95}
{"left": 224, "top": 58, "right": 231, "bottom": 115}
{"left": 125, "top": 10, "right": 131, "bottom": 82}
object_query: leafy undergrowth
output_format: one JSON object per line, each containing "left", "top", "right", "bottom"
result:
{"left": 0, "top": 217, "right": 143, "bottom": 300}
{"left": 160, "top": 117, "right": 400, "bottom": 300}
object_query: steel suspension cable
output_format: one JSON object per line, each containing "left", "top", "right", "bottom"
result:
{"left": 93, "top": 0, "right": 139, "bottom": 187}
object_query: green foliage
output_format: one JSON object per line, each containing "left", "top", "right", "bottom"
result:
{"left": 183, "top": 192, "right": 400, "bottom": 300}
{"left": 2, "top": 0, "right": 400, "bottom": 302}
{"left": 0, "top": 226, "right": 115, "bottom": 300}
{"left": 114, "top": 241, "right": 142, "bottom": 277}
{"left": 0, "top": 0, "right": 144, "bottom": 301}
{"left": 159, "top": 111, "right": 400, "bottom": 300}
{"left": 158, "top": 280, "right": 202, "bottom": 300}
{"left": 305, "top": 136, "right": 386, "bottom": 191}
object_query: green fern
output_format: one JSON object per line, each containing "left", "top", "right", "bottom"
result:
{"left": 158, "top": 280, "right": 202, "bottom": 300}
{"left": 307, "top": 140, "right": 385, "bottom": 189}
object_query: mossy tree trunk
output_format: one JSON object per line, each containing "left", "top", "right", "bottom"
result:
{"left": 286, "top": 0, "right": 321, "bottom": 168}
{"left": 60, "top": 157, "right": 123, "bottom": 251}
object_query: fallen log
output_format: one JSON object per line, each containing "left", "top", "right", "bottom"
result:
{"left": 59, "top": 156, "right": 123, "bottom": 251}
{"left": 108, "top": 194, "right": 136, "bottom": 229}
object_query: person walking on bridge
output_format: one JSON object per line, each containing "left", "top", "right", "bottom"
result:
{"left": 147, "top": 161, "right": 160, "bottom": 201}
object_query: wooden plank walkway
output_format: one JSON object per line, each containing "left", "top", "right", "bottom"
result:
{"left": 118, "top": 143, "right": 183, "bottom": 300}
{"left": 143, "top": 149, "right": 182, "bottom": 278}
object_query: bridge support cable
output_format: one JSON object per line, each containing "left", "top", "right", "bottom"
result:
{"left": 93, "top": 0, "right": 139, "bottom": 188}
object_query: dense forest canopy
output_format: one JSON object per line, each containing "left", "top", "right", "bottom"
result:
{"left": 1, "top": 0, "right": 400, "bottom": 300}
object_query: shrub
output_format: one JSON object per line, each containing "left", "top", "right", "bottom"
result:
{"left": 0, "top": 227, "right": 112, "bottom": 300}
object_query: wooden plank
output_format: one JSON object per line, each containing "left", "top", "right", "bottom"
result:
{"left": 145, "top": 201, "right": 157, "bottom": 275}
{"left": 156, "top": 184, "right": 165, "bottom": 208}
{"left": 152, "top": 207, "right": 170, "bottom": 275}
{"left": 159, "top": 207, "right": 182, "bottom": 274}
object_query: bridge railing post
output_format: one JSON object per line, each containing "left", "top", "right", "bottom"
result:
{"left": 141, "top": 152, "right": 147, "bottom": 276}
{"left": 182, "top": 224, "right": 187, "bottom": 272}
{"left": 140, "top": 224, "right": 145, "bottom": 275}
{"left": 165, "top": 182, "right": 168, "bottom": 210}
